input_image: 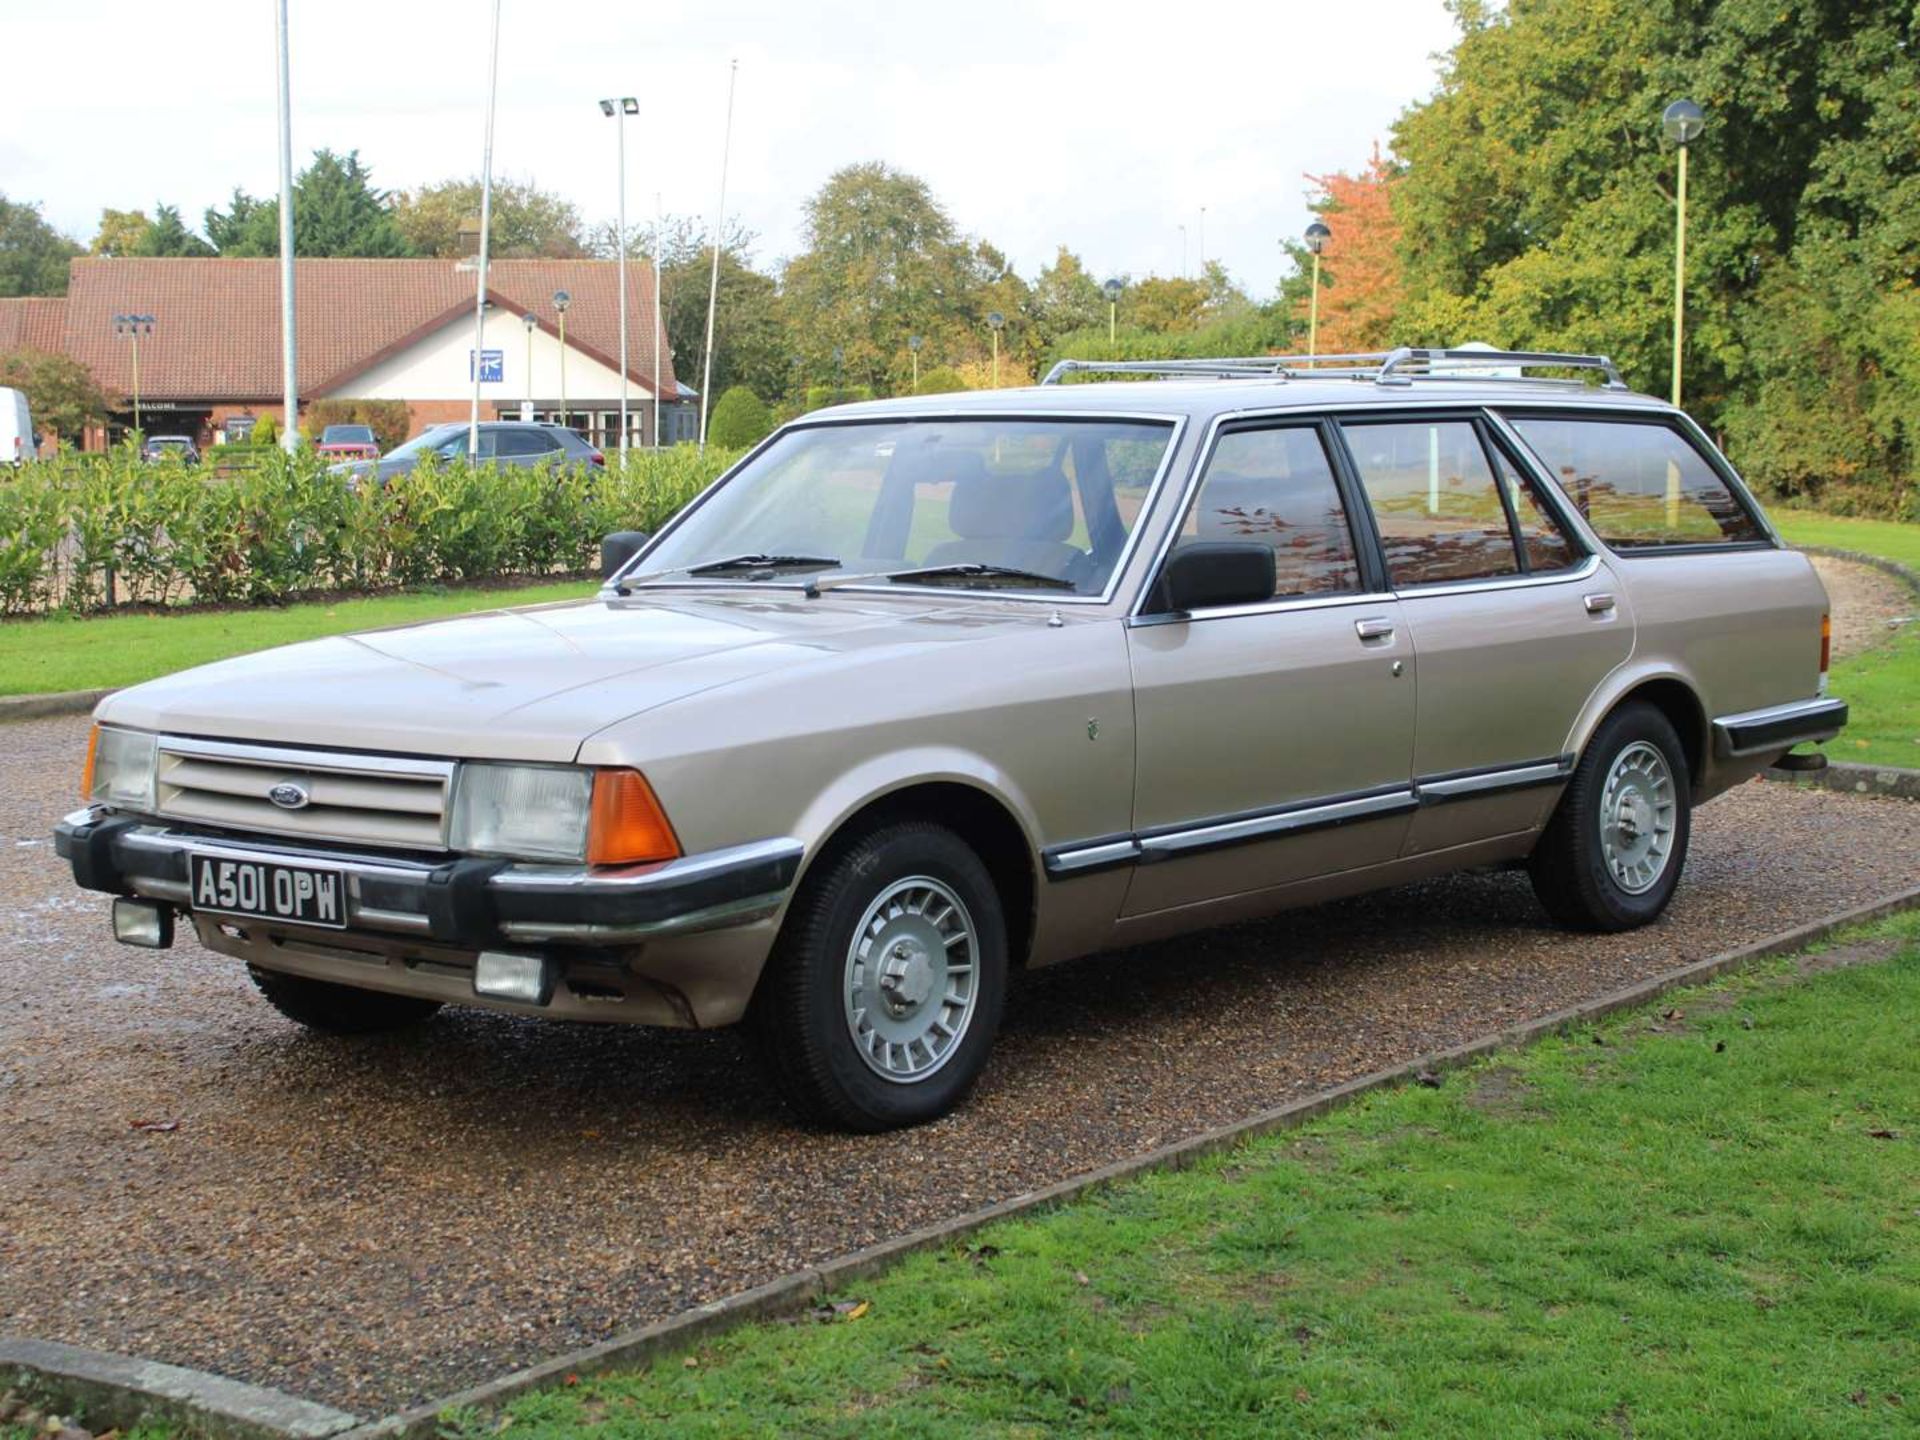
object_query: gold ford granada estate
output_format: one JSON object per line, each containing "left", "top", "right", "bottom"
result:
{"left": 57, "top": 348, "right": 1847, "bottom": 1131}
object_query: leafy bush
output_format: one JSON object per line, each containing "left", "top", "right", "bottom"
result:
{"left": 707, "top": 386, "right": 773, "bottom": 448}
{"left": 252, "top": 413, "right": 279, "bottom": 449}
{"left": 912, "top": 366, "right": 969, "bottom": 396}
{"left": 305, "top": 398, "right": 411, "bottom": 452}
{"left": 802, "top": 385, "right": 876, "bottom": 413}
{"left": 0, "top": 445, "right": 736, "bottom": 616}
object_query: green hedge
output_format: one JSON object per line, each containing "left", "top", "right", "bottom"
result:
{"left": 0, "top": 444, "right": 737, "bottom": 616}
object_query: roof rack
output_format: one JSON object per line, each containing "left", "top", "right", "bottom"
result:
{"left": 1039, "top": 346, "right": 1627, "bottom": 390}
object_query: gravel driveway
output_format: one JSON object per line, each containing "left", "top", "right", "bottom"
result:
{"left": 3, "top": 711, "right": 1917, "bottom": 1416}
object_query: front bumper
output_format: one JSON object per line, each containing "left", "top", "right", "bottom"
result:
{"left": 54, "top": 807, "right": 804, "bottom": 949}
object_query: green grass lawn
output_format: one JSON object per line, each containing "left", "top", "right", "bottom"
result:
{"left": 1772, "top": 512, "right": 1920, "bottom": 767}
{"left": 492, "top": 915, "right": 1920, "bottom": 1439}
{"left": 1773, "top": 511, "right": 1920, "bottom": 572}
{"left": 0, "top": 580, "right": 597, "bottom": 697}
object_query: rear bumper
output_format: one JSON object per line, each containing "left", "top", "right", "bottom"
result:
{"left": 54, "top": 807, "right": 804, "bottom": 949}
{"left": 1711, "top": 697, "right": 1849, "bottom": 759}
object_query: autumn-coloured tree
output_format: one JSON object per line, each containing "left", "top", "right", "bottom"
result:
{"left": 1302, "top": 143, "right": 1406, "bottom": 353}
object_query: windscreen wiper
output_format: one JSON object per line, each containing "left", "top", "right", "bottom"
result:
{"left": 686, "top": 553, "right": 842, "bottom": 575}
{"left": 613, "top": 552, "right": 843, "bottom": 595}
{"left": 882, "top": 563, "right": 1078, "bottom": 591}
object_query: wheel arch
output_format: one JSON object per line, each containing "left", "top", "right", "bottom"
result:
{"left": 1568, "top": 669, "right": 1710, "bottom": 790}
{"left": 786, "top": 754, "right": 1044, "bottom": 969}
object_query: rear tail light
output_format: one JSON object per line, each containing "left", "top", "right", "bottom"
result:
{"left": 1818, "top": 613, "right": 1832, "bottom": 691}
{"left": 588, "top": 449, "right": 606, "bottom": 468}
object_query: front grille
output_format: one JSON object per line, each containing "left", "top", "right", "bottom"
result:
{"left": 154, "top": 736, "right": 453, "bottom": 851}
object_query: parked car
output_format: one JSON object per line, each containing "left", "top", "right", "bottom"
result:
{"left": 57, "top": 348, "right": 1846, "bottom": 1131}
{"left": 2, "top": 386, "right": 35, "bottom": 464}
{"left": 331, "top": 421, "right": 604, "bottom": 485}
{"left": 316, "top": 423, "right": 380, "bottom": 462}
{"left": 140, "top": 435, "right": 200, "bottom": 464}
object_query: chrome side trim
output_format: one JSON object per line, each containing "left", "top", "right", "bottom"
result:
{"left": 1139, "top": 789, "right": 1418, "bottom": 858}
{"left": 1712, "top": 697, "right": 1848, "bottom": 758}
{"left": 1415, "top": 755, "right": 1576, "bottom": 802}
{"left": 1044, "top": 757, "right": 1580, "bottom": 882}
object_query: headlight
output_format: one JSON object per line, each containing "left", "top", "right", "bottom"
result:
{"left": 447, "top": 763, "right": 682, "bottom": 866}
{"left": 86, "top": 726, "right": 157, "bottom": 811}
{"left": 449, "top": 764, "right": 593, "bottom": 862}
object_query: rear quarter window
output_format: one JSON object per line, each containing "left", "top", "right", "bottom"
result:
{"left": 1505, "top": 416, "right": 1764, "bottom": 549}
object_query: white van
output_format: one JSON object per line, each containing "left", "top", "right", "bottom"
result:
{"left": 0, "top": 387, "right": 34, "bottom": 464}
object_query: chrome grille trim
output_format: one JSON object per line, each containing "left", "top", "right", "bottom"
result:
{"left": 153, "top": 736, "right": 454, "bottom": 852}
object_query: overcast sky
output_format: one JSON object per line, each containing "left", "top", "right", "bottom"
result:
{"left": 5, "top": 0, "right": 1458, "bottom": 298}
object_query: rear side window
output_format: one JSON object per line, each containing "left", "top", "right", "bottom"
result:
{"left": 1490, "top": 444, "right": 1577, "bottom": 572}
{"left": 1341, "top": 419, "right": 1520, "bottom": 585}
{"left": 1175, "top": 425, "right": 1362, "bottom": 598}
{"left": 1506, "top": 416, "right": 1764, "bottom": 548}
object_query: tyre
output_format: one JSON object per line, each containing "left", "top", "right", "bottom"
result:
{"left": 247, "top": 965, "right": 443, "bottom": 1034}
{"left": 748, "top": 820, "right": 1008, "bottom": 1132}
{"left": 1528, "top": 700, "right": 1692, "bottom": 932}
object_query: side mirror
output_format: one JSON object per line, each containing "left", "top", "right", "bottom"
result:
{"left": 600, "top": 530, "right": 650, "bottom": 580}
{"left": 1156, "top": 542, "right": 1276, "bottom": 614}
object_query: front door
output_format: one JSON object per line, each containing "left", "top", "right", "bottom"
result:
{"left": 1123, "top": 419, "right": 1418, "bottom": 917}
{"left": 1335, "top": 412, "right": 1633, "bottom": 855}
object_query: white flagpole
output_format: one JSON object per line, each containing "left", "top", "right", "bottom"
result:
{"left": 274, "top": 0, "right": 298, "bottom": 452}
{"left": 698, "top": 58, "right": 737, "bottom": 451}
{"left": 652, "top": 189, "right": 663, "bottom": 448}
{"left": 468, "top": 0, "right": 502, "bottom": 457}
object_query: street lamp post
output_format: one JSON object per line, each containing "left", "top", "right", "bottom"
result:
{"left": 987, "top": 311, "right": 1005, "bottom": 387}
{"left": 1178, "top": 223, "right": 1188, "bottom": 279}
{"left": 907, "top": 334, "right": 923, "bottom": 391}
{"left": 1303, "top": 221, "right": 1331, "bottom": 358}
{"left": 1103, "top": 278, "right": 1123, "bottom": 346}
{"left": 553, "top": 289, "right": 571, "bottom": 431}
{"left": 112, "top": 313, "right": 154, "bottom": 439}
{"left": 1663, "top": 98, "right": 1705, "bottom": 409}
{"left": 522, "top": 310, "right": 537, "bottom": 420}
{"left": 599, "top": 97, "right": 639, "bottom": 458}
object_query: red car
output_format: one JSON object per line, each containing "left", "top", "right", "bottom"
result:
{"left": 316, "top": 423, "right": 380, "bottom": 462}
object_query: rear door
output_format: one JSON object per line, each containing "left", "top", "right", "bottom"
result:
{"left": 1122, "top": 418, "right": 1417, "bottom": 916}
{"left": 1335, "top": 411, "right": 1632, "bottom": 856}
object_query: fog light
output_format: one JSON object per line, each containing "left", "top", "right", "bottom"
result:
{"left": 112, "top": 897, "right": 174, "bottom": 949}
{"left": 474, "top": 951, "right": 555, "bottom": 1005}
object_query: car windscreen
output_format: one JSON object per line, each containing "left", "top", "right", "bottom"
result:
{"left": 382, "top": 428, "right": 459, "bottom": 460}
{"left": 632, "top": 417, "right": 1176, "bottom": 597}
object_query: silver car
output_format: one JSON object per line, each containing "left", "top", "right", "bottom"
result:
{"left": 58, "top": 348, "right": 1847, "bottom": 1131}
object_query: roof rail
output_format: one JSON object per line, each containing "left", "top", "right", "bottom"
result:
{"left": 1040, "top": 346, "right": 1627, "bottom": 390}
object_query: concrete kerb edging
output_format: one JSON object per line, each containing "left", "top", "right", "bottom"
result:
{"left": 6, "top": 889, "right": 1919, "bottom": 1440}
{"left": 335, "top": 880, "right": 1920, "bottom": 1440}
{"left": 0, "top": 687, "right": 112, "bottom": 723}
{"left": 0, "top": 1337, "right": 360, "bottom": 1440}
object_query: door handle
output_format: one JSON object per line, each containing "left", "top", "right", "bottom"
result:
{"left": 1354, "top": 617, "right": 1395, "bottom": 641}
{"left": 1583, "top": 592, "right": 1616, "bottom": 615}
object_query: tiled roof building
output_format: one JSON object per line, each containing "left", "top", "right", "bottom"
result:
{"left": 0, "top": 257, "right": 692, "bottom": 450}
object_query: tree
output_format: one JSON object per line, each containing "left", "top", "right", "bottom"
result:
{"left": 0, "top": 194, "right": 81, "bottom": 297}
{"left": 706, "top": 385, "right": 773, "bottom": 447}
{"left": 618, "top": 214, "right": 789, "bottom": 404}
{"left": 1029, "top": 247, "right": 1106, "bottom": 348}
{"left": 1126, "top": 274, "right": 1209, "bottom": 333}
{"left": 0, "top": 349, "right": 114, "bottom": 443}
{"left": 1301, "top": 143, "right": 1407, "bottom": 352}
{"left": 912, "top": 366, "right": 968, "bottom": 395}
{"left": 780, "top": 162, "right": 990, "bottom": 395}
{"left": 204, "top": 150, "right": 412, "bottom": 258}
{"left": 91, "top": 209, "right": 151, "bottom": 257}
{"left": 204, "top": 188, "right": 271, "bottom": 254}
{"left": 135, "top": 205, "right": 215, "bottom": 258}
{"left": 393, "top": 176, "right": 586, "bottom": 258}
{"left": 1391, "top": 0, "right": 1920, "bottom": 513}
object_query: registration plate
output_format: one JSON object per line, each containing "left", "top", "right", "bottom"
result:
{"left": 188, "top": 854, "right": 347, "bottom": 929}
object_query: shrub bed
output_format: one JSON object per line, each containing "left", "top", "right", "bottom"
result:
{"left": 0, "top": 445, "right": 737, "bottom": 616}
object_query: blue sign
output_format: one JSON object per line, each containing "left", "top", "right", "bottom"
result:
{"left": 470, "top": 348, "right": 504, "bottom": 383}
